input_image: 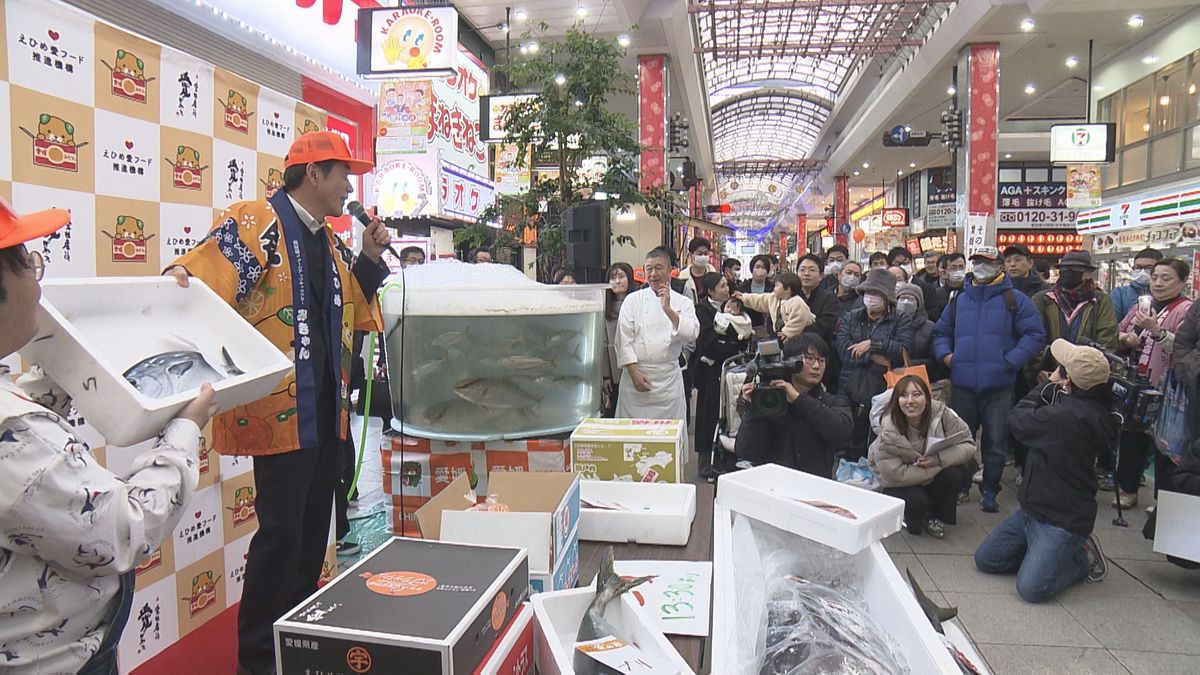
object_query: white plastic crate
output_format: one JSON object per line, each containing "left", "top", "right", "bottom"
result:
{"left": 20, "top": 277, "right": 291, "bottom": 446}
{"left": 579, "top": 480, "right": 696, "bottom": 546}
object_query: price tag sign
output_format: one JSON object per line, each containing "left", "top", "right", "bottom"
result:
{"left": 575, "top": 637, "right": 680, "bottom": 674}
{"left": 613, "top": 561, "right": 712, "bottom": 637}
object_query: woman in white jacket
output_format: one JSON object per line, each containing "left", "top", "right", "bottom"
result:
{"left": 869, "top": 375, "right": 975, "bottom": 538}
{"left": 734, "top": 271, "right": 815, "bottom": 341}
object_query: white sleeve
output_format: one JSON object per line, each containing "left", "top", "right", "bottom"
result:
{"left": 0, "top": 413, "right": 201, "bottom": 578}
{"left": 673, "top": 295, "right": 701, "bottom": 349}
{"left": 616, "top": 293, "right": 639, "bottom": 368}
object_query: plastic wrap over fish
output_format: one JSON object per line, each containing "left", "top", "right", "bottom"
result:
{"left": 381, "top": 260, "right": 606, "bottom": 440}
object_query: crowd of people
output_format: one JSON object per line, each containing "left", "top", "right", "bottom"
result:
{"left": 599, "top": 236, "right": 1199, "bottom": 605}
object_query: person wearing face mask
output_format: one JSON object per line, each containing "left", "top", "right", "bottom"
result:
{"left": 682, "top": 237, "right": 718, "bottom": 302}
{"left": 819, "top": 244, "right": 850, "bottom": 292}
{"left": 1110, "top": 247, "right": 1163, "bottom": 323}
{"left": 734, "top": 272, "right": 816, "bottom": 341}
{"left": 1115, "top": 258, "right": 1194, "bottom": 508}
{"left": 933, "top": 247, "right": 1046, "bottom": 513}
{"left": 603, "top": 262, "right": 639, "bottom": 417}
{"left": 1003, "top": 244, "right": 1050, "bottom": 297}
{"left": 975, "top": 340, "right": 1116, "bottom": 603}
{"left": 690, "top": 273, "right": 748, "bottom": 479}
{"left": 895, "top": 282, "right": 940, "bottom": 380}
{"left": 928, "top": 253, "right": 966, "bottom": 321}
{"left": 836, "top": 268, "right": 915, "bottom": 459}
{"left": 833, "top": 260, "right": 866, "bottom": 319}
{"left": 741, "top": 254, "right": 774, "bottom": 328}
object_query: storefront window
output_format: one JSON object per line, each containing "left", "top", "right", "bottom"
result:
{"left": 1154, "top": 59, "right": 1188, "bottom": 135}
{"left": 1124, "top": 77, "right": 1152, "bottom": 145}
{"left": 1099, "top": 93, "right": 1122, "bottom": 144}
{"left": 1151, "top": 131, "right": 1183, "bottom": 177}
{"left": 1189, "top": 49, "right": 1200, "bottom": 123}
{"left": 1102, "top": 161, "right": 1121, "bottom": 190}
{"left": 1186, "top": 126, "right": 1200, "bottom": 170}
{"left": 1121, "top": 144, "right": 1148, "bottom": 185}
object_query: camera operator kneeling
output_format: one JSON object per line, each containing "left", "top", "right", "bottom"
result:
{"left": 974, "top": 340, "right": 1118, "bottom": 603}
{"left": 734, "top": 334, "right": 853, "bottom": 477}
{"left": 869, "top": 376, "right": 975, "bottom": 539}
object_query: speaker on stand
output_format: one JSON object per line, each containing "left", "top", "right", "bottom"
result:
{"left": 564, "top": 201, "right": 610, "bottom": 284}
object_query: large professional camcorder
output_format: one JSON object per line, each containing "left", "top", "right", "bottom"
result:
{"left": 1083, "top": 340, "right": 1164, "bottom": 431}
{"left": 743, "top": 338, "right": 805, "bottom": 417}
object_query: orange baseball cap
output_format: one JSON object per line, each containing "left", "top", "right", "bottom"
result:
{"left": 284, "top": 130, "right": 373, "bottom": 175}
{"left": 0, "top": 197, "right": 70, "bottom": 250}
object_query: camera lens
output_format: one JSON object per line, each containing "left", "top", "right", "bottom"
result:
{"left": 751, "top": 387, "right": 789, "bottom": 417}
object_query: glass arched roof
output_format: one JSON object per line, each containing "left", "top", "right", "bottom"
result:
{"left": 711, "top": 91, "right": 830, "bottom": 161}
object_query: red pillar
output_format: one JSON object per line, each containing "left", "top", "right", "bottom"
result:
{"left": 638, "top": 55, "right": 668, "bottom": 191}
{"left": 956, "top": 43, "right": 1000, "bottom": 253}
{"left": 835, "top": 175, "right": 850, "bottom": 247}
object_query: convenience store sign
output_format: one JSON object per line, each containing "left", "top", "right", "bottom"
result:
{"left": 1077, "top": 187, "right": 1200, "bottom": 234}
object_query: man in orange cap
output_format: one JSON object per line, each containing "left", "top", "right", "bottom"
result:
{"left": 0, "top": 200, "right": 216, "bottom": 674}
{"left": 164, "top": 131, "right": 390, "bottom": 675}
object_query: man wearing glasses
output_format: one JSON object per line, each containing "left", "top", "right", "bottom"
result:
{"left": 1111, "top": 247, "right": 1162, "bottom": 323}
{"left": 734, "top": 333, "right": 853, "bottom": 477}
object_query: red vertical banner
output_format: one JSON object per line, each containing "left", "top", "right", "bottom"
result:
{"left": 797, "top": 214, "right": 807, "bottom": 257}
{"left": 967, "top": 44, "right": 999, "bottom": 217}
{"left": 638, "top": 55, "right": 668, "bottom": 191}
{"left": 835, "top": 175, "right": 850, "bottom": 247}
{"left": 780, "top": 233, "right": 788, "bottom": 260}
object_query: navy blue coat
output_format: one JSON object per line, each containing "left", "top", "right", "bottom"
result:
{"left": 932, "top": 274, "right": 1046, "bottom": 392}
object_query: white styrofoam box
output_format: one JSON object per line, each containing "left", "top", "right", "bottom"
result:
{"left": 943, "top": 621, "right": 990, "bottom": 675}
{"left": 711, "top": 506, "right": 962, "bottom": 675}
{"left": 1152, "top": 490, "right": 1200, "bottom": 563}
{"left": 531, "top": 586, "right": 694, "bottom": 675}
{"left": 715, "top": 463, "right": 904, "bottom": 554}
{"left": 579, "top": 480, "right": 696, "bottom": 546}
{"left": 20, "top": 277, "right": 291, "bottom": 446}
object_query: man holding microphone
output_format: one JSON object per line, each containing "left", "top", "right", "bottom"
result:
{"left": 164, "top": 131, "right": 392, "bottom": 675}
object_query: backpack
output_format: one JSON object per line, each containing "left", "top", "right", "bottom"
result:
{"left": 946, "top": 286, "right": 1020, "bottom": 339}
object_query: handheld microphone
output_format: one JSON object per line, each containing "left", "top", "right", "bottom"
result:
{"left": 346, "top": 200, "right": 401, "bottom": 260}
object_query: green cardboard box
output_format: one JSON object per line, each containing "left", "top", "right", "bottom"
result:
{"left": 569, "top": 418, "right": 685, "bottom": 483}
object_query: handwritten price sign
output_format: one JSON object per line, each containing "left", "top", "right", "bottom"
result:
{"left": 613, "top": 560, "right": 712, "bottom": 637}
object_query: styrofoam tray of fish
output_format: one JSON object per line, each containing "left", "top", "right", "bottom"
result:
{"left": 711, "top": 505, "right": 968, "bottom": 674}
{"left": 531, "top": 570, "right": 694, "bottom": 674}
{"left": 380, "top": 260, "right": 606, "bottom": 441}
{"left": 716, "top": 463, "right": 904, "bottom": 555}
{"left": 20, "top": 276, "right": 291, "bottom": 447}
{"left": 579, "top": 480, "right": 696, "bottom": 546}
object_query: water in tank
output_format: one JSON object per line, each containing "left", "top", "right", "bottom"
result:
{"left": 381, "top": 260, "right": 605, "bottom": 440}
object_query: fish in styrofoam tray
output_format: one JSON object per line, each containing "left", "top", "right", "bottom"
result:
{"left": 122, "top": 334, "right": 244, "bottom": 399}
{"left": 573, "top": 547, "right": 656, "bottom": 675}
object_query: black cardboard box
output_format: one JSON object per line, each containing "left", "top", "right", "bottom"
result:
{"left": 274, "top": 537, "right": 529, "bottom": 674}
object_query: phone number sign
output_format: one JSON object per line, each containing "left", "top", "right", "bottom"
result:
{"left": 997, "top": 208, "right": 1078, "bottom": 229}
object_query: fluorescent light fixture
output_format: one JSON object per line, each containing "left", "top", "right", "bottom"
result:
{"left": 1020, "top": 18, "right": 1035, "bottom": 32}
{"left": 1128, "top": 15, "right": 1143, "bottom": 28}
{"left": 1142, "top": 55, "right": 1158, "bottom": 64}
{"left": 1065, "top": 56, "right": 1078, "bottom": 68}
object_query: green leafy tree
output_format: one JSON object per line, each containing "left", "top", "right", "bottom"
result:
{"left": 454, "top": 23, "right": 682, "bottom": 278}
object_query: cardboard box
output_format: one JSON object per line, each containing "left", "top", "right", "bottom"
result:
{"left": 275, "top": 537, "right": 529, "bottom": 675}
{"left": 570, "top": 418, "right": 685, "bottom": 483}
{"left": 1152, "top": 490, "right": 1200, "bottom": 563}
{"left": 19, "top": 277, "right": 291, "bottom": 446}
{"left": 418, "top": 472, "right": 581, "bottom": 593}
{"left": 475, "top": 602, "right": 534, "bottom": 675}
{"left": 716, "top": 463, "right": 904, "bottom": 554}
{"left": 531, "top": 586, "right": 694, "bottom": 675}
{"left": 579, "top": 480, "right": 696, "bottom": 546}
{"left": 711, "top": 464, "right": 969, "bottom": 674}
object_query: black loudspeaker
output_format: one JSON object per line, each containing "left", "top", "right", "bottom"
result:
{"left": 564, "top": 202, "right": 609, "bottom": 283}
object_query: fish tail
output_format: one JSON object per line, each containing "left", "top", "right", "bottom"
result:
{"left": 221, "top": 347, "right": 246, "bottom": 376}
{"left": 596, "top": 546, "right": 654, "bottom": 603}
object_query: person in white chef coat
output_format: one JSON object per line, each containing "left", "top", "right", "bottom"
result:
{"left": 616, "top": 247, "right": 701, "bottom": 421}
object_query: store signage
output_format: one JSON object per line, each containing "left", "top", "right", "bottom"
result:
{"left": 905, "top": 238, "right": 922, "bottom": 256}
{"left": 997, "top": 181, "right": 1075, "bottom": 229}
{"left": 963, "top": 213, "right": 992, "bottom": 258}
{"left": 1077, "top": 186, "right": 1200, "bottom": 234}
{"left": 375, "top": 153, "right": 437, "bottom": 218}
{"left": 925, "top": 203, "right": 955, "bottom": 230}
{"left": 357, "top": 7, "right": 459, "bottom": 79}
{"left": 998, "top": 231, "right": 1083, "bottom": 256}
{"left": 439, "top": 159, "right": 495, "bottom": 222}
{"left": 201, "top": 0, "right": 358, "bottom": 81}
{"left": 881, "top": 207, "right": 908, "bottom": 228}
{"left": 429, "top": 49, "right": 490, "bottom": 172}
{"left": 1050, "top": 123, "right": 1116, "bottom": 164}
{"left": 1066, "top": 165, "right": 1102, "bottom": 209}
{"left": 480, "top": 94, "right": 538, "bottom": 143}
{"left": 926, "top": 166, "right": 956, "bottom": 205}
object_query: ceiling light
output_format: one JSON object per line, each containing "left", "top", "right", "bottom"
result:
{"left": 515, "top": 8, "right": 529, "bottom": 22}
{"left": 554, "top": 73, "right": 566, "bottom": 86}
{"left": 1190, "top": 83, "right": 1197, "bottom": 95}
{"left": 1160, "top": 95, "right": 1171, "bottom": 106}
{"left": 947, "top": 85, "right": 956, "bottom": 96}
{"left": 575, "top": 5, "right": 588, "bottom": 18}
{"left": 1142, "top": 55, "right": 1158, "bottom": 64}
{"left": 853, "top": 170, "right": 861, "bottom": 176}
{"left": 499, "top": 22, "right": 510, "bottom": 33}
{"left": 1128, "top": 15, "right": 1143, "bottom": 28}
{"left": 1004, "top": 153, "right": 1013, "bottom": 159}
{"left": 1093, "top": 84, "right": 1105, "bottom": 91}
{"left": 1065, "top": 56, "right": 1078, "bottom": 69}
{"left": 1020, "top": 18, "right": 1035, "bottom": 32}
{"left": 527, "top": 41, "right": 539, "bottom": 54}
{"left": 1143, "top": 122, "right": 1151, "bottom": 132}
{"left": 617, "top": 34, "right": 631, "bottom": 48}
{"left": 904, "top": 125, "right": 912, "bottom": 132}
{"left": 519, "top": 44, "right": 529, "bottom": 55}
{"left": 909, "top": 162, "right": 917, "bottom": 168}
{"left": 1024, "top": 83, "right": 1037, "bottom": 95}
{"left": 897, "top": 170, "right": 904, "bottom": 176}
{"left": 862, "top": 162, "right": 870, "bottom": 169}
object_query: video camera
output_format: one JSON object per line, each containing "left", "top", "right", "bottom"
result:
{"left": 1083, "top": 341, "right": 1164, "bottom": 431}
{"left": 743, "top": 338, "right": 805, "bottom": 417}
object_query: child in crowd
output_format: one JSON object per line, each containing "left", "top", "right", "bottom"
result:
{"left": 715, "top": 297, "right": 754, "bottom": 341}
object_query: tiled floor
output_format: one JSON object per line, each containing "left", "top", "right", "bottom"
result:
{"left": 887, "top": 469, "right": 1200, "bottom": 674}
{"left": 340, "top": 415, "right": 1200, "bottom": 674}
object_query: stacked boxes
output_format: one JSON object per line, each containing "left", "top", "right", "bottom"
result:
{"left": 570, "top": 418, "right": 686, "bottom": 483}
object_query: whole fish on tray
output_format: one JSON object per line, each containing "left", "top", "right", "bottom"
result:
{"left": 124, "top": 348, "right": 243, "bottom": 399}
{"left": 574, "top": 546, "right": 656, "bottom": 675}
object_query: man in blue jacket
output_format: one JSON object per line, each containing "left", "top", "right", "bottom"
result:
{"left": 1109, "top": 247, "right": 1162, "bottom": 323}
{"left": 934, "top": 247, "right": 1046, "bottom": 512}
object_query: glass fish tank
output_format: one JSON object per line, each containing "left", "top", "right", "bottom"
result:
{"left": 381, "top": 260, "right": 605, "bottom": 441}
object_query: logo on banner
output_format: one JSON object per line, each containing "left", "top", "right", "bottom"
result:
{"left": 222, "top": 89, "right": 254, "bottom": 134}
{"left": 185, "top": 571, "right": 218, "bottom": 617}
{"left": 260, "top": 167, "right": 284, "bottom": 198}
{"left": 377, "top": 10, "right": 449, "bottom": 68}
{"left": 101, "top": 215, "right": 154, "bottom": 263}
{"left": 134, "top": 548, "right": 163, "bottom": 576}
{"left": 102, "top": 50, "right": 155, "bottom": 103}
{"left": 176, "top": 71, "right": 199, "bottom": 118}
{"left": 1072, "top": 128, "right": 1091, "bottom": 146}
{"left": 346, "top": 646, "right": 373, "bottom": 673}
{"left": 376, "top": 159, "right": 431, "bottom": 217}
{"left": 300, "top": 119, "right": 322, "bottom": 136}
{"left": 165, "top": 145, "right": 209, "bottom": 191}
{"left": 362, "top": 570, "right": 438, "bottom": 597}
{"left": 228, "top": 487, "right": 257, "bottom": 526}
{"left": 20, "top": 114, "right": 89, "bottom": 172}
{"left": 198, "top": 436, "right": 211, "bottom": 475}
